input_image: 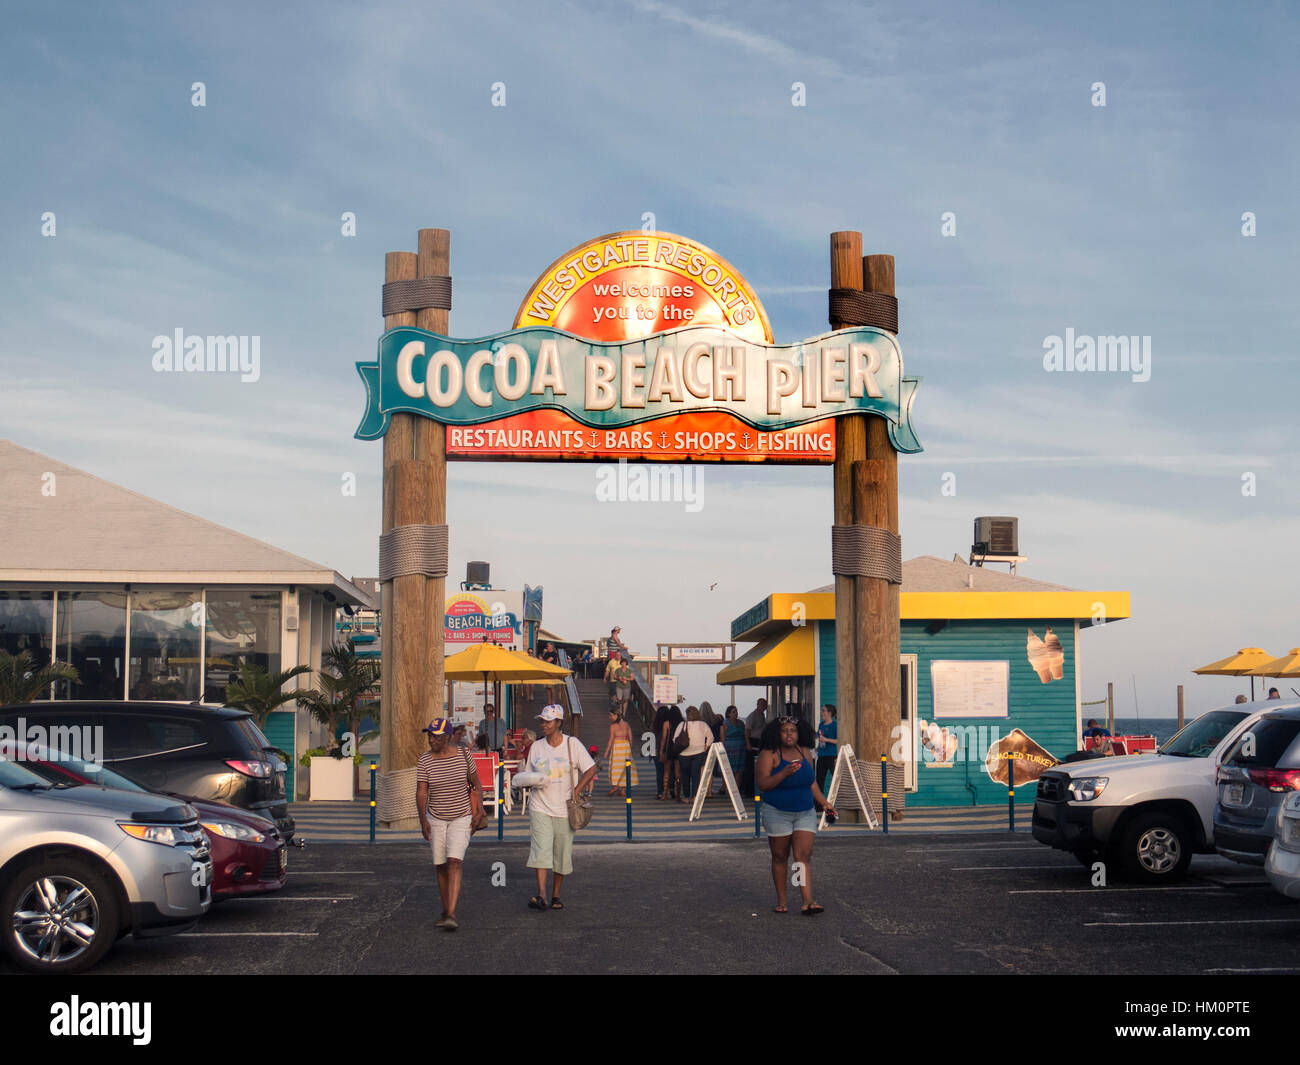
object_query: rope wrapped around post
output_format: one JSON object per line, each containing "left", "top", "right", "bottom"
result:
{"left": 830, "top": 525, "right": 903, "bottom": 584}
{"left": 378, "top": 524, "right": 449, "bottom": 581}
{"left": 827, "top": 288, "right": 899, "bottom": 334}
{"left": 382, "top": 275, "right": 452, "bottom": 317}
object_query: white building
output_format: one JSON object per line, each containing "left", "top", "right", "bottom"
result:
{"left": 0, "top": 440, "right": 376, "bottom": 797}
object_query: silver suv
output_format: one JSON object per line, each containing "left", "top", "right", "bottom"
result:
{"left": 0, "top": 754, "right": 212, "bottom": 973}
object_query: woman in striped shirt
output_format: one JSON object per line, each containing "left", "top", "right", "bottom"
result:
{"left": 416, "top": 718, "right": 483, "bottom": 931}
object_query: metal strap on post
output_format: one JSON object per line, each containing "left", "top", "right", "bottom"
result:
{"left": 830, "top": 525, "right": 903, "bottom": 584}
{"left": 379, "top": 524, "right": 449, "bottom": 580}
{"left": 827, "top": 288, "right": 899, "bottom": 334}
{"left": 382, "top": 275, "right": 452, "bottom": 317}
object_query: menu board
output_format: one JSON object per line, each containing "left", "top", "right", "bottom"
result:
{"left": 930, "top": 660, "right": 1009, "bottom": 719}
{"left": 653, "top": 673, "right": 679, "bottom": 706}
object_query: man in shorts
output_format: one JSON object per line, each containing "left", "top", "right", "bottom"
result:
{"left": 522, "top": 705, "right": 597, "bottom": 911}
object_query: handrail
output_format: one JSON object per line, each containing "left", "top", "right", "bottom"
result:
{"left": 557, "top": 649, "right": 583, "bottom": 732}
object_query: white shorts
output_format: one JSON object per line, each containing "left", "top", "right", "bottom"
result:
{"left": 428, "top": 813, "right": 472, "bottom": 864}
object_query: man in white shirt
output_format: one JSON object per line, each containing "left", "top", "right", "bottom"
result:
{"left": 523, "top": 705, "right": 597, "bottom": 910}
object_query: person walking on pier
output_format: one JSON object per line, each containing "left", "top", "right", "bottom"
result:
{"left": 524, "top": 705, "right": 597, "bottom": 911}
{"left": 603, "top": 708, "right": 639, "bottom": 797}
{"left": 673, "top": 706, "right": 713, "bottom": 804}
{"left": 416, "top": 718, "right": 485, "bottom": 932}
{"left": 756, "top": 717, "right": 835, "bottom": 915}
{"left": 654, "top": 701, "right": 683, "bottom": 800}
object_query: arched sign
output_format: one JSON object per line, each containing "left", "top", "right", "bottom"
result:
{"left": 355, "top": 231, "right": 921, "bottom": 463}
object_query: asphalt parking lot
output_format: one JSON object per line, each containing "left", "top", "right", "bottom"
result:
{"left": 7, "top": 833, "right": 1299, "bottom": 976}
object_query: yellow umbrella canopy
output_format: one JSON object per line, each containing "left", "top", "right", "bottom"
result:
{"left": 1193, "top": 648, "right": 1276, "bottom": 676}
{"left": 1245, "top": 648, "right": 1300, "bottom": 678}
{"left": 443, "top": 643, "right": 570, "bottom": 682}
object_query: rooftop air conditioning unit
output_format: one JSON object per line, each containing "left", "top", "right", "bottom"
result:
{"left": 466, "top": 561, "right": 491, "bottom": 586}
{"left": 973, "top": 516, "right": 1019, "bottom": 557}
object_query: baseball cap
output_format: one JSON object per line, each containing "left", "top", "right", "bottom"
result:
{"left": 537, "top": 705, "right": 566, "bottom": 722}
{"left": 422, "top": 718, "right": 451, "bottom": 735}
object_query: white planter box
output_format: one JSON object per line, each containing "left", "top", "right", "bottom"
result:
{"left": 309, "top": 756, "right": 355, "bottom": 801}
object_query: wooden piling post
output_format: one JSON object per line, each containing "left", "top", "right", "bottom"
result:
{"left": 1176, "top": 684, "right": 1185, "bottom": 731}
{"left": 830, "top": 232, "right": 863, "bottom": 803}
{"left": 378, "top": 229, "right": 450, "bottom": 829}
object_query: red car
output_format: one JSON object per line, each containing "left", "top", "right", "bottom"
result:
{"left": 15, "top": 744, "right": 287, "bottom": 899}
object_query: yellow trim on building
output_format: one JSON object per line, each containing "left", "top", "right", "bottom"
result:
{"left": 733, "top": 591, "right": 1130, "bottom": 641}
{"left": 717, "top": 625, "right": 816, "bottom": 685}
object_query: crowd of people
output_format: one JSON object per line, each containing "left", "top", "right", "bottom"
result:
{"left": 415, "top": 693, "right": 841, "bottom": 929}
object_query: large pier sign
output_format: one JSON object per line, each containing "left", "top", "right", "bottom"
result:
{"left": 357, "top": 231, "right": 922, "bottom": 462}
{"left": 354, "top": 324, "right": 921, "bottom": 455}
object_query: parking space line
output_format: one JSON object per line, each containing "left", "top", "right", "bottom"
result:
{"left": 952, "top": 865, "right": 1072, "bottom": 871}
{"left": 1085, "top": 918, "right": 1300, "bottom": 927}
{"left": 1010, "top": 886, "right": 1225, "bottom": 894}
{"left": 1204, "top": 966, "right": 1300, "bottom": 973}
{"left": 290, "top": 871, "right": 375, "bottom": 874}
{"left": 223, "top": 895, "right": 356, "bottom": 902}
{"left": 178, "top": 932, "right": 320, "bottom": 937}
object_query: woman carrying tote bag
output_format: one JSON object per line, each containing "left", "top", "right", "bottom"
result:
{"left": 672, "top": 705, "right": 713, "bottom": 804}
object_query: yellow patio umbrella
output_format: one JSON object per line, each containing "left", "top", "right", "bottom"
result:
{"left": 443, "top": 643, "right": 571, "bottom": 729}
{"left": 1245, "top": 648, "right": 1300, "bottom": 685}
{"left": 1193, "top": 647, "right": 1276, "bottom": 700}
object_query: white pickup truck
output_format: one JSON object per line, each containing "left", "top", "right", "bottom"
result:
{"left": 1032, "top": 698, "right": 1300, "bottom": 882}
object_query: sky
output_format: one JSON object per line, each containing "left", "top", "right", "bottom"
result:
{"left": 2, "top": 1, "right": 1297, "bottom": 718}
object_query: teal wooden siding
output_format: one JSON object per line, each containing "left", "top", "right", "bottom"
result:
{"left": 264, "top": 710, "right": 296, "bottom": 799}
{"left": 820, "top": 618, "right": 1078, "bottom": 808}
{"left": 817, "top": 622, "right": 837, "bottom": 708}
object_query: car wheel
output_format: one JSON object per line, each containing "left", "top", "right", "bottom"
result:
{"left": 1, "top": 857, "right": 121, "bottom": 974}
{"left": 1120, "top": 813, "right": 1192, "bottom": 882}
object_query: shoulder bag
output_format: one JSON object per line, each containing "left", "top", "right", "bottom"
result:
{"left": 566, "top": 737, "right": 594, "bottom": 831}
{"left": 463, "top": 749, "right": 489, "bottom": 833}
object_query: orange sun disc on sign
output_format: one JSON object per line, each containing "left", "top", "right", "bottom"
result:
{"left": 513, "top": 231, "right": 773, "bottom": 344}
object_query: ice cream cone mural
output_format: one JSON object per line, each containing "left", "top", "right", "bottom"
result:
{"left": 1043, "top": 626, "right": 1064, "bottom": 680}
{"left": 1026, "top": 627, "right": 1065, "bottom": 684}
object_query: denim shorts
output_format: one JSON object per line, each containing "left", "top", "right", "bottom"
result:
{"left": 761, "top": 804, "right": 819, "bottom": 836}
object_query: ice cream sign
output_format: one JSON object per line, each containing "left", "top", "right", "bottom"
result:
{"left": 355, "top": 232, "right": 922, "bottom": 463}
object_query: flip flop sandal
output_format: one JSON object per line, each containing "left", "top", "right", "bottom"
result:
{"left": 773, "top": 905, "right": 788, "bottom": 914}
{"left": 801, "top": 904, "right": 824, "bottom": 916}
{"left": 550, "top": 898, "right": 564, "bottom": 910}
{"left": 528, "top": 896, "right": 547, "bottom": 911}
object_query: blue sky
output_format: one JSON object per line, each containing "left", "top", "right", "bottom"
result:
{"left": 2, "top": 1, "right": 1297, "bottom": 717}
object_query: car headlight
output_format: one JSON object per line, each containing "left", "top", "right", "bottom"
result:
{"left": 1067, "top": 777, "right": 1109, "bottom": 802}
{"left": 200, "top": 820, "right": 266, "bottom": 843}
{"left": 119, "top": 822, "right": 189, "bottom": 846}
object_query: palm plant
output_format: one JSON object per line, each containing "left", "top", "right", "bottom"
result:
{"left": 222, "top": 662, "right": 314, "bottom": 727}
{"left": 294, "top": 641, "right": 380, "bottom": 791}
{"left": 0, "top": 649, "right": 79, "bottom": 704}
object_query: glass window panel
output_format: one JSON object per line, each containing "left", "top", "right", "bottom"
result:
{"left": 204, "top": 591, "right": 282, "bottom": 704}
{"left": 128, "top": 590, "right": 202, "bottom": 701}
{"left": 0, "top": 592, "right": 55, "bottom": 695}
{"left": 56, "top": 591, "right": 127, "bottom": 700}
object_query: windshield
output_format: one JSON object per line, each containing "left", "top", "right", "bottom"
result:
{"left": 0, "top": 755, "right": 55, "bottom": 789}
{"left": 25, "top": 749, "right": 147, "bottom": 793}
{"left": 1161, "top": 710, "right": 1248, "bottom": 758}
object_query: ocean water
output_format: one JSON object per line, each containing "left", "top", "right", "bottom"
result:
{"left": 1112, "top": 717, "right": 1182, "bottom": 746}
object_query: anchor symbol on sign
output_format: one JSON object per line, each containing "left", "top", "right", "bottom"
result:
{"left": 589, "top": 431, "right": 599, "bottom": 449}
{"left": 658, "top": 431, "right": 668, "bottom": 449}
{"left": 740, "top": 433, "right": 753, "bottom": 450}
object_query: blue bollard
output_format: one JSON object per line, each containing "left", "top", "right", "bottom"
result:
{"left": 369, "top": 763, "right": 377, "bottom": 844}
{"left": 498, "top": 762, "right": 505, "bottom": 841}
{"left": 754, "top": 792, "right": 761, "bottom": 837}
{"left": 626, "top": 758, "right": 632, "bottom": 841}
{"left": 1008, "top": 756, "right": 1015, "bottom": 831}
{"left": 880, "top": 755, "right": 888, "bottom": 835}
